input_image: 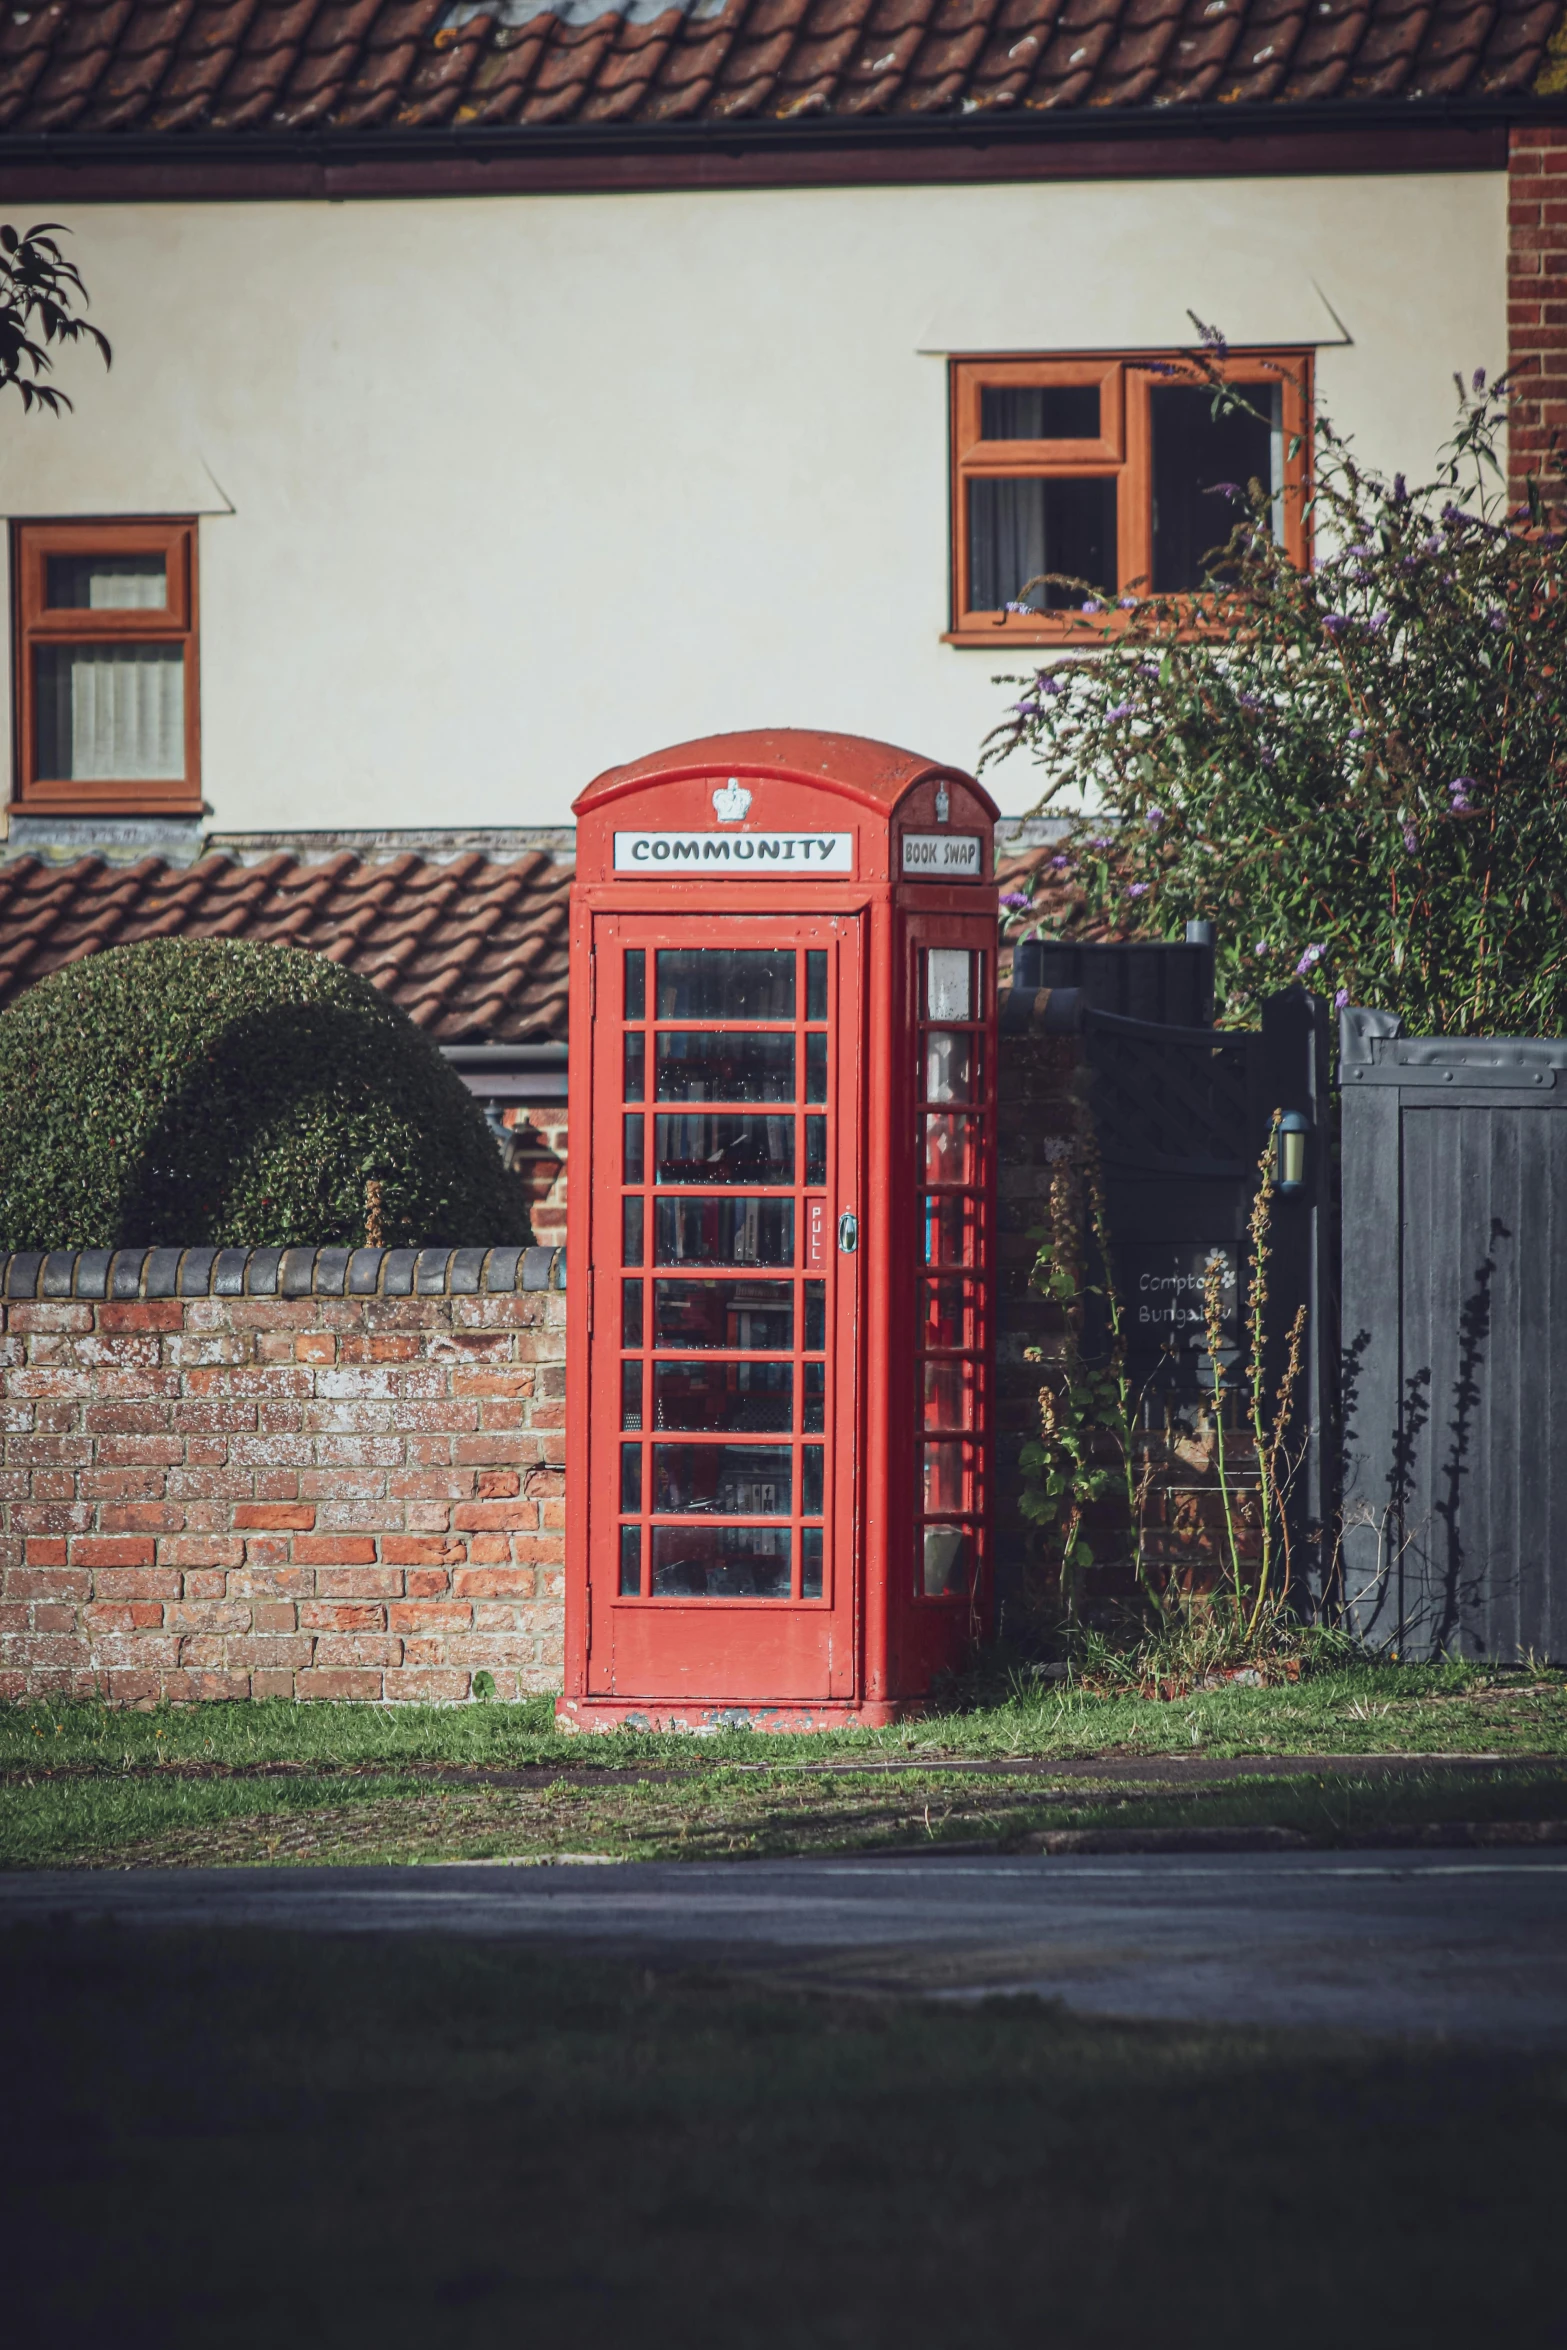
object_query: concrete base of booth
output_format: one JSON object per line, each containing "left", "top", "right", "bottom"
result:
{"left": 556, "top": 1696, "right": 919, "bottom": 1734}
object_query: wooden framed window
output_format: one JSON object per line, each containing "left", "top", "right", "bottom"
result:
{"left": 947, "top": 352, "right": 1312, "bottom": 645}
{"left": 12, "top": 518, "right": 200, "bottom": 813}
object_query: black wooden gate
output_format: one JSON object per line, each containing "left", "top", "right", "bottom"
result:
{"left": 1340, "top": 1008, "right": 1567, "bottom": 1660}
{"left": 1004, "top": 944, "right": 1334, "bottom": 1580}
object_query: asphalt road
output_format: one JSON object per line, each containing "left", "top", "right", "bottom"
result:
{"left": 5, "top": 1851, "right": 1566, "bottom": 2042}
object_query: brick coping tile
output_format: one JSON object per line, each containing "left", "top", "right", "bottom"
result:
{"left": 0, "top": 1245, "right": 565, "bottom": 1301}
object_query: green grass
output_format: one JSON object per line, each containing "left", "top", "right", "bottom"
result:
{"left": 4, "top": 1758, "right": 1563, "bottom": 1870}
{"left": 6, "top": 1658, "right": 1566, "bottom": 1771}
{"left": 4, "top": 1664, "right": 1564, "bottom": 1869}
{"left": 1, "top": 1924, "right": 1561, "bottom": 2348}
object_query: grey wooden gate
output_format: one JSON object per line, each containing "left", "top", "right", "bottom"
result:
{"left": 1340, "top": 1008, "right": 1567, "bottom": 1661}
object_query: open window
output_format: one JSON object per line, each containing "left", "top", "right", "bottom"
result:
{"left": 947, "top": 352, "right": 1311, "bottom": 643}
{"left": 12, "top": 519, "right": 200, "bottom": 813}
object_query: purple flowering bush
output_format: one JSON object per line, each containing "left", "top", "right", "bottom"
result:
{"left": 984, "top": 367, "right": 1567, "bottom": 1034}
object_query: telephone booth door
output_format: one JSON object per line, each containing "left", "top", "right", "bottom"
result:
{"left": 586, "top": 912, "right": 862, "bottom": 1705}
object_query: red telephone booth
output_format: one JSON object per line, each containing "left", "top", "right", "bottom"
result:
{"left": 559, "top": 730, "right": 999, "bottom": 1729}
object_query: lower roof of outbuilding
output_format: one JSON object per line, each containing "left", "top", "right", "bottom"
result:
{"left": 0, "top": 826, "right": 573, "bottom": 1044}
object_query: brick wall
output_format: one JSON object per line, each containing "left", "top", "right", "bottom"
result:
{"left": 506, "top": 1104, "right": 568, "bottom": 1247}
{"left": 1508, "top": 122, "right": 1567, "bottom": 505}
{"left": 0, "top": 1245, "right": 566, "bottom": 1705}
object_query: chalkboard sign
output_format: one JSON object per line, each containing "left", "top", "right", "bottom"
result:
{"left": 1118, "top": 1242, "right": 1238, "bottom": 1353}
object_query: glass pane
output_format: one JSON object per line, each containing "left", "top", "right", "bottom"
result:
{"left": 804, "top": 1360, "right": 824, "bottom": 1433}
{"left": 624, "top": 948, "right": 646, "bottom": 1021}
{"left": 805, "top": 1118, "right": 826, "bottom": 1187}
{"left": 804, "top": 1281, "right": 826, "bottom": 1352}
{"left": 805, "top": 1033, "right": 827, "bottom": 1104}
{"left": 622, "top": 1278, "right": 644, "bottom": 1348}
{"left": 654, "top": 1114, "right": 793, "bottom": 1186}
{"left": 923, "top": 1440, "right": 970, "bottom": 1514}
{"left": 802, "top": 1527, "right": 823, "bottom": 1599}
{"left": 924, "top": 1113, "right": 976, "bottom": 1186}
{"left": 622, "top": 1195, "right": 644, "bottom": 1267}
{"left": 657, "top": 1032, "right": 794, "bottom": 1103}
{"left": 656, "top": 950, "right": 795, "bottom": 1020}
{"left": 655, "top": 1197, "right": 793, "bottom": 1267}
{"left": 924, "top": 1194, "right": 978, "bottom": 1269}
{"left": 802, "top": 1445, "right": 824, "bottom": 1517}
{"left": 621, "top": 1359, "right": 644, "bottom": 1430}
{"left": 621, "top": 1443, "right": 642, "bottom": 1512}
{"left": 654, "top": 1358, "right": 792, "bottom": 1432}
{"left": 654, "top": 1279, "right": 792, "bottom": 1350}
{"left": 623, "top": 1113, "right": 644, "bottom": 1184}
{"left": 46, "top": 552, "right": 167, "bottom": 610}
{"left": 923, "top": 1358, "right": 976, "bottom": 1431}
{"left": 619, "top": 1524, "right": 642, "bottom": 1597}
{"left": 653, "top": 1444, "right": 791, "bottom": 1515}
{"left": 981, "top": 384, "right": 1100, "bottom": 441}
{"left": 652, "top": 1526, "right": 790, "bottom": 1599}
{"left": 806, "top": 950, "right": 828, "bottom": 1022}
{"left": 927, "top": 950, "right": 972, "bottom": 1022}
{"left": 923, "top": 1277, "right": 978, "bottom": 1351}
{"left": 968, "top": 476, "right": 1117, "bottom": 612}
{"left": 623, "top": 1031, "right": 645, "bottom": 1103}
{"left": 925, "top": 1032, "right": 975, "bottom": 1105}
{"left": 922, "top": 1525, "right": 970, "bottom": 1598}
{"left": 1151, "top": 382, "right": 1279, "bottom": 592}
{"left": 35, "top": 645, "right": 184, "bottom": 781}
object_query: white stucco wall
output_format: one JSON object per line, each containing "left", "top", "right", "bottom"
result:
{"left": 0, "top": 169, "right": 1505, "bottom": 828}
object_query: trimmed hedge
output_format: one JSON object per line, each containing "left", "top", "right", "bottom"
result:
{"left": 0, "top": 939, "right": 532, "bottom": 1250}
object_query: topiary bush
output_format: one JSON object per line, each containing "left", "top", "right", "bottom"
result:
{"left": 0, "top": 939, "right": 532, "bottom": 1250}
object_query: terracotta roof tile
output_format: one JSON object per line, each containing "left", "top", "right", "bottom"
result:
{"left": 0, "top": 841, "right": 572, "bottom": 1042}
{"left": 0, "top": 0, "right": 1553, "bottom": 134}
{"left": 995, "top": 832, "right": 1132, "bottom": 942}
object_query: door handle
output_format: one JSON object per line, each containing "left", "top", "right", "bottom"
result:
{"left": 838, "top": 1210, "right": 858, "bottom": 1254}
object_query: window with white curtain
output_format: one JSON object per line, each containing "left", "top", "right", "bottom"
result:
{"left": 13, "top": 521, "right": 199, "bottom": 812}
{"left": 947, "top": 354, "right": 1312, "bottom": 644}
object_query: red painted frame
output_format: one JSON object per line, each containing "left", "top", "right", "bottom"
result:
{"left": 561, "top": 730, "right": 999, "bottom": 1732}
{"left": 585, "top": 908, "right": 862, "bottom": 1707}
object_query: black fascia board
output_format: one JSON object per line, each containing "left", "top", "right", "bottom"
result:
{"left": 0, "top": 90, "right": 1559, "bottom": 174}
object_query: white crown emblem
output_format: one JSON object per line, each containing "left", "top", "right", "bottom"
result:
{"left": 935, "top": 783, "right": 951, "bottom": 823}
{"left": 712, "top": 778, "right": 752, "bottom": 823}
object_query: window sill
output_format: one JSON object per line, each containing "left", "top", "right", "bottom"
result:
{"left": 943, "top": 624, "right": 1111, "bottom": 649}
{"left": 15, "top": 780, "right": 202, "bottom": 817}
{"left": 943, "top": 609, "right": 1237, "bottom": 650}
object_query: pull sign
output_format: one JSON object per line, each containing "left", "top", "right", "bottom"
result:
{"left": 901, "top": 832, "right": 982, "bottom": 879}
{"left": 807, "top": 1198, "right": 827, "bottom": 1269}
{"left": 838, "top": 1210, "right": 859, "bottom": 1255}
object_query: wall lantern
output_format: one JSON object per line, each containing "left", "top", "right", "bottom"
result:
{"left": 1275, "top": 1109, "right": 1310, "bottom": 1195}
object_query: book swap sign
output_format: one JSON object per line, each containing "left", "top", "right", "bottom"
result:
{"left": 900, "top": 833, "right": 984, "bottom": 879}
